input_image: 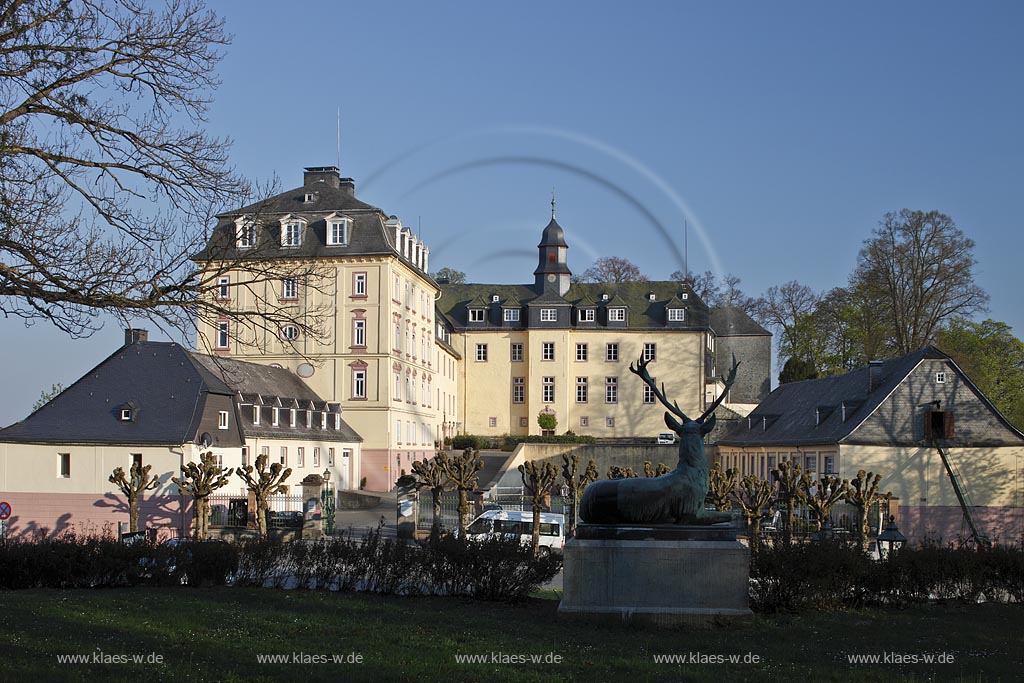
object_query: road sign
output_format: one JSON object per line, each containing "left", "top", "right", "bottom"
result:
{"left": 0, "top": 501, "right": 10, "bottom": 520}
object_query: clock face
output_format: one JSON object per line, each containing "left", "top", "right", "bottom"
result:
{"left": 547, "top": 274, "right": 556, "bottom": 283}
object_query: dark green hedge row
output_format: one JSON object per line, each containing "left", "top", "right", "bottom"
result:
{"left": 450, "top": 433, "right": 596, "bottom": 451}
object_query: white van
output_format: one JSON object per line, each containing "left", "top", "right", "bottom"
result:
{"left": 465, "top": 510, "right": 565, "bottom": 555}
{"left": 656, "top": 432, "right": 676, "bottom": 444}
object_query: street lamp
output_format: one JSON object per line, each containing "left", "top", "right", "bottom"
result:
{"left": 876, "top": 515, "right": 906, "bottom": 559}
{"left": 321, "top": 468, "right": 335, "bottom": 535}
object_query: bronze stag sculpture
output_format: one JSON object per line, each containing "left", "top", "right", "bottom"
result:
{"left": 578, "top": 354, "right": 740, "bottom": 525}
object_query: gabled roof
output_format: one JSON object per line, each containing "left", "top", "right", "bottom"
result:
{"left": 188, "top": 354, "right": 321, "bottom": 402}
{"left": 717, "top": 346, "right": 1024, "bottom": 447}
{"left": 0, "top": 342, "right": 232, "bottom": 445}
{"left": 709, "top": 307, "right": 770, "bottom": 337}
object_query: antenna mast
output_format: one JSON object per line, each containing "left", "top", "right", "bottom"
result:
{"left": 337, "top": 108, "right": 341, "bottom": 170}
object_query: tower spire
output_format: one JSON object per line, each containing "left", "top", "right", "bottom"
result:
{"left": 551, "top": 189, "right": 556, "bottom": 219}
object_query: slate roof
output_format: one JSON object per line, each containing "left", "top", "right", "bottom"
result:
{"left": 709, "top": 307, "right": 770, "bottom": 336}
{"left": 0, "top": 342, "right": 233, "bottom": 445}
{"left": 438, "top": 280, "right": 712, "bottom": 330}
{"left": 717, "top": 346, "right": 947, "bottom": 447}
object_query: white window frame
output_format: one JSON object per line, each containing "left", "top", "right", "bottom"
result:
{"left": 281, "top": 325, "right": 299, "bottom": 341}
{"left": 512, "top": 377, "right": 525, "bottom": 404}
{"left": 605, "top": 377, "right": 618, "bottom": 404}
{"left": 510, "top": 343, "right": 523, "bottom": 362}
{"left": 235, "top": 217, "right": 256, "bottom": 249}
{"left": 120, "top": 408, "right": 132, "bottom": 422}
{"left": 353, "top": 319, "right": 366, "bottom": 347}
{"left": 280, "top": 218, "right": 303, "bottom": 247}
{"left": 578, "top": 309, "right": 595, "bottom": 322}
{"left": 279, "top": 446, "right": 287, "bottom": 466}
{"left": 503, "top": 308, "right": 520, "bottom": 322}
{"left": 353, "top": 272, "right": 367, "bottom": 296}
{"left": 540, "top": 308, "right": 557, "bottom": 322}
{"left": 282, "top": 277, "right": 298, "bottom": 300}
{"left": 668, "top": 308, "right": 685, "bottom": 322}
{"left": 935, "top": 372, "right": 946, "bottom": 384}
{"left": 329, "top": 448, "right": 336, "bottom": 466}
{"left": 608, "top": 307, "right": 626, "bottom": 322}
{"left": 58, "top": 452, "right": 71, "bottom": 478}
{"left": 606, "top": 343, "right": 619, "bottom": 362}
{"left": 576, "top": 343, "right": 588, "bottom": 362}
{"left": 476, "top": 344, "right": 488, "bottom": 362}
{"left": 542, "top": 377, "right": 555, "bottom": 403}
{"left": 253, "top": 405, "right": 260, "bottom": 425}
{"left": 489, "top": 417, "right": 497, "bottom": 428}
{"left": 353, "top": 369, "right": 367, "bottom": 399}
{"left": 643, "top": 343, "right": 657, "bottom": 362}
{"left": 643, "top": 383, "right": 656, "bottom": 404}
{"left": 576, "top": 377, "right": 588, "bottom": 403}
{"left": 468, "top": 308, "right": 485, "bottom": 322}
{"left": 297, "top": 447, "right": 305, "bottom": 467}
{"left": 218, "top": 411, "right": 229, "bottom": 430}
{"left": 327, "top": 216, "right": 351, "bottom": 246}
{"left": 272, "top": 407, "right": 279, "bottom": 427}
{"left": 216, "top": 321, "right": 229, "bottom": 349}
{"left": 542, "top": 342, "right": 555, "bottom": 361}
{"left": 313, "top": 447, "right": 321, "bottom": 467}
{"left": 216, "top": 276, "right": 230, "bottom": 300}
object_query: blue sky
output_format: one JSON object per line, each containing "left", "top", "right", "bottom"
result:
{"left": 2, "top": 1, "right": 1022, "bottom": 425}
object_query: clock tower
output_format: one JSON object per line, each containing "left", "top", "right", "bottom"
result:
{"left": 533, "top": 197, "right": 571, "bottom": 296}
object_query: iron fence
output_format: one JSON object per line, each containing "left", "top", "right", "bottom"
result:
{"left": 208, "top": 494, "right": 306, "bottom": 529}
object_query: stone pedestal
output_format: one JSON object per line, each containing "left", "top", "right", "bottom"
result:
{"left": 301, "top": 474, "right": 324, "bottom": 540}
{"left": 558, "top": 523, "right": 752, "bottom": 626}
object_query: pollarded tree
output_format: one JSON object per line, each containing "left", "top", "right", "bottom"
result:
{"left": 607, "top": 465, "right": 638, "bottom": 479}
{"left": 109, "top": 461, "right": 160, "bottom": 533}
{"left": 236, "top": 453, "right": 292, "bottom": 537}
{"left": 519, "top": 460, "right": 560, "bottom": 557}
{"left": 844, "top": 470, "right": 890, "bottom": 552}
{"left": 732, "top": 474, "right": 776, "bottom": 559}
{"left": 771, "top": 461, "right": 809, "bottom": 544}
{"left": 705, "top": 462, "right": 738, "bottom": 511}
{"left": 643, "top": 461, "right": 671, "bottom": 478}
{"left": 803, "top": 475, "right": 849, "bottom": 533}
{"left": 172, "top": 452, "right": 234, "bottom": 539}
{"left": 441, "top": 448, "right": 482, "bottom": 535}
{"left": 410, "top": 453, "right": 453, "bottom": 535}
{"left": 560, "top": 454, "right": 599, "bottom": 535}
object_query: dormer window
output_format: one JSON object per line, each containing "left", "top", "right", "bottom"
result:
{"left": 279, "top": 215, "right": 305, "bottom": 247}
{"left": 326, "top": 214, "right": 351, "bottom": 246}
{"left": 608, "top": 308, "right": 626, "bottom": 322}
{"left": 491, "top": 294, "right": 500, "bottom": 303}
{"left": 120, "top": 408, "right": 133, "bottom": 422}
{"left": 601, "top": 293, "right": 609, "bottom": 301}
{"left": 503, "top": 308, "right": 520, "bottom": 322}
{"left": 667, "top": 308, "right": 685, "bottom": 322}
{"left": 648, "top": 293, "right": 656, "bottom": 301}
{"left": 235, "top": 216, "right": 256, "bottom": 249}
{"left": 540, "top": 309, "right": 557, "bottom": 322}
{"left": 469, "top": 309, "right": 485, "bottom": 323}
{"left": 578, "top": 309, "right": 595, "bottom": 322}
{"left": 304, "top": 192, "right": 315, "bottom": 203}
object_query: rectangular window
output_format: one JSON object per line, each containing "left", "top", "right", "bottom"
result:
{"left": 272, "top": 407, "right": 279, "bottom": 426}
{"left": 668, "top": 308, "right": 685, "bottom": 322}
{"left": 580, "top": 416, "right": 589, "bottom": 427}
{"left": 606, "top": 343, "right": 619, "bottom": 362}
{"left": 353, "top": 319, "right": 366, "bottom": 347}
{"left": 218, "top": 410, "right": 229, "bottom": 429}
{"left": 253, "top": 405, "right": 260, "bottom": 425}
{"left": 236, "top": 221, "right": 255, "bottom": 248}
{"left": 216, "top": 321, "right": 229, "bottom": 349}
{"left": 576, "top": 377, "right": 588, "bottom": 403}
{"left": 608, "top": 308, "right": 625, "bottom": 322}
{"left": 605, "top": 377, "right": 618, "bottom": 404}
{"left": 328, "top": 219, "right": 349, "bottom": 246}
{"left": 606, "top": 416, "right": 615, "bottom": 428}
{"left": 476, "top": 344, "right": 488, "bottom": 362}
{"left": 469, "top": 309, "right": 485, "bottom": 322}
{"left": 578, "top": 309, "right": 595, "bottom": 322}
{"left": 935, "top": 372, "right": 946, "bottom": 384}
{"left": 131, "top": 453, "right": 143, "bottom": 470}
{"left": 313, "top": 447, "right": 321, "bottom": 467}
{"left": 824, "top": 455, "right": 835, "bottom": 474}
{"left": 488, "top": 417, "right": 497, "bottom": 428}
{"left": 282, "top": 277, "right": 298, "bottom": 300}
{"left": 643, "top": 383, "right": 656, "bottom": 404}
{"left": 396, "top": 419, "right": 402, "bottom": 443}
{"left": 353, "top": 369, "right": 367, "bottom": 399}
{"left": 643, "top": 343, "right": 657, "bottom": 362}
{"left": 503, "top": 308, "right": 520, "bottom": 322}
{"left": 804, "top": 455, "right": 817, "bottom": 473}
{"left": 282, "top": 222, "right": 302, "bottom": 247}
{"left": 329, "top": 448, "right": 336, "bottom": 466}
{"left": 290, "top": 409, "right": 297, "bottom": 428}
{"left": 540, "top": 308, "right": 557, "bottom": 322}
{"left": 216, "top": 276, "right": 230, "bottom": 300}
{"left": 58, "top": 452, "right": 71, "bottom": 478}
{"left": 512, "top": 377, "right": 525, "bottom": 404}
{"left": 297, "top": 447, "right": 305, "bottom": 467}
{"left": 542, "top": 377, "right": 555, "bottom": 403}
{"left": 510, "top": 343, "right": 523, "bottom": 362}
{"left": 278, "top": 447, "right": 287, "bottom": 466}
{"left": 576, "top": 343, "right": 588, "bottom": 362}
{"left": 241, "top": 446, "right": 249, "bottom": 467}
{"left": 260, "top": 446, "right": 270, "bottom": 459}
{"left": 354, "top": 272, "right": 367, "bottom": 296}
{"left": 542, "top": 342, "right": 555, "bottom": 361}
{"left": 519, "top": 417, "right": 528, "bottom": 428}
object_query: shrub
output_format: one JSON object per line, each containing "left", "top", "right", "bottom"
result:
{"left": 502, "top": 434, "right": 596, "bottom": 448}
{"left": 451, "top": 434, "right": 496, "bottom": 450}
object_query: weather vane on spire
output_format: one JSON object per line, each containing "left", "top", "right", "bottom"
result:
{"left": 551, "top": 188, "right": 556, "bottom": 219}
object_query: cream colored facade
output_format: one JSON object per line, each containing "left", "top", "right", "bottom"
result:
{"left": 450, "top": 329, "right": 708, "bottom": 437}
{"left": 241, "top": 437, "right": 358, "bottom": 494}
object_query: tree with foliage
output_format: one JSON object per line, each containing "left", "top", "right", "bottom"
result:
{"left": 937, "top": 318, "right": 1024, "bottom": 430}
{"left": 432, "top": 267, "right": 466, "bottom": 284}
{"left": 778, "top": 357, "right": 819, "bottom": 384}
{"left": 236, "top": 453, "right": 292, "bottom": 537}
{"left": 803, "top": 475, "right": 849, "bottom": 533}
{"left": 705, "top": 462, "right": 738, "bottom": 511}
{"left": 643, "top": 461, "right": 671, "bottom": 478}
{"left": 731, "top": 474, "right": 775, "bottom": 559}
{"left": 172, "top": 451, "right": 233, "bottom": 539}
{"left": 109, "top": 461, "right": 160, "bottom": 533}
{"left": 441, "top": 448, "right": 482, "bottom": 535}
{"left": 560, "top": 453, "right": 598, "bottom": 535}
{"left": 771, "top": 461, "right": 809, "bottom": 544}
{"left": 844, "top": 470, "right": 889, "bottom": 552}
{"left": 537, "top": 411, "right": 557, "bottom": 433}
{"left": 32, "top": 383, "right": 64, "bottom": 411}
{"left": 409, "top": 453, "right": 452, "bottom": 535}
{"left": 854, "top": 210, "right": 988, "bottom": 355}
{"left": 607, "top": 465, "right": 638, "bottom": 479}
{"left": 518, "top": 460, "right": 559, "bottom": 557}
{"left": 579, "top": 256, "right": 647, "bottom": 283}
{"left": 752, "top": 281, "right": 823, "bottom": 369}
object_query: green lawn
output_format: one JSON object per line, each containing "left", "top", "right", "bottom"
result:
{"left": 0, "top": 588, "right": 1019, "bottom": 682}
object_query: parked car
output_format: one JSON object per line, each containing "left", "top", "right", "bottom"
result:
{"left": 656, "top": 432, "right": 677, "bottom": 444}
{"left": 465, "top": 510, "right": 565, "bottom": 556}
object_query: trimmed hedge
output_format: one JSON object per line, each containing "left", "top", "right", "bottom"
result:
{"left": 451, "top": 433, "right": 597, "bottom": 452}
{"left": 502, "top": 434, "right": 596, "bottom": 447}
{"left": 451, "top": 434, "right": 498, "bottom": 450}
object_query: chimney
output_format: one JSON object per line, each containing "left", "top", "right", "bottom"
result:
{"left": 868, "top": 360, "right": 884, "bottom": 392}
{"left": 338, "top": 177, "right": 355, "bottom": 197}
{"left": 303, "top": 166, "right": 341, "bottom": 189}
{"left": 124, "top": 328, "right": 148, "bottom": 346}
{"left": 422, "top": 246, "right": 429, "bottom": 274}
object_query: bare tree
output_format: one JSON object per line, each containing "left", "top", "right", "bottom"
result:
{"left": 109, "top": 461, "right": 160, "bottom": 533}
{"left": 440, "top": 448, "right": 482, "bottom": 536}
{"left": 670, "top": 269, "right": 718, "bottom": 301}
{"left": 705, "top": 462, "right": 738, "bottom": 511}
{"left": 731, "top": 474, "right": 775, "bottom": 559}
{"left": 844, "top": 470, "right": 890, "bottom": 552}
{"left": 409, "top": 453, "right": 452, "bottom": 535}
{"left": 854, "top": 210, "right": 988, "bottom": 354}
{"left": 0, "top": 0, "right": 331, "bottom": 349}
{"left": 172, "top": 451, "right": 234, "bottom": 539}
{"left": 518, "top": 460, "right": 559, "bottom": 557}
{"left": 803, "top": 475, "right": 849, "bottom": 533}
{"left": 579, "top": 256, "right": 647, "bottom": 283}
{"left": 236, "top": 453, "right": 292, "bottom": 537}
{"left": 560, "top": 453, "right": 598, "bottom": 536}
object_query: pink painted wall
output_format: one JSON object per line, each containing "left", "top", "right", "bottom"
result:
{"left": 899, "top": 505, "right": 1023, "bottom": 546}
{"left": 0, "top": 491, "right": 189, "bottom": 540}
{"left": 361, "top": 448, "right": 433, "bottom": 491}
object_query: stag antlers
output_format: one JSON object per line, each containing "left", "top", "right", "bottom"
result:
{"left": 629, "top": 353, "right": 740, "bottom": 424}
